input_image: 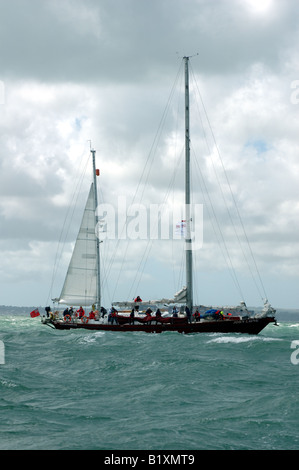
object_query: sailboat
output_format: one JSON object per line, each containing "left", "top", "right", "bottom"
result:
{"left": 43, "top": 57, "right": 276, "bottom": 334}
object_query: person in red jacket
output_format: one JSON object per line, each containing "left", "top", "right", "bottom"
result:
{"left": 77, "top": 306, "right": 85, "bottom": 319}
{"left": 89, "top": 311, "right": 95, "bottom": 320}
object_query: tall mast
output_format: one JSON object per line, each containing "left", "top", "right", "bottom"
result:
{"left": 91, "top": 148, "right": 101, "bottom": 308}
{"left": 184, "top": 56, "right": 193, "bottom": 313}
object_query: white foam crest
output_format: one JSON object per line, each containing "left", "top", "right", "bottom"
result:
{"left": 78, "top": 331, "right": 106, "bottom": 344}
{"left": 207, "top": 336, "right": 259, "bottom": 344}
{"left": 207, "top": 335, "right": 282, "bottom": 344}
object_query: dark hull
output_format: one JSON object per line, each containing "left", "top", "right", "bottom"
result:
{"left": 47, "top": 316, "right": 275, "bottom": 335}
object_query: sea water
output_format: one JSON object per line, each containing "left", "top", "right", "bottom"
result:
{"left": 0, "top": 313, "right": 299, "bottom": 450}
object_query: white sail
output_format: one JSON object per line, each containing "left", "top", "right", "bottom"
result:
{"left": 58, "top": 183, "right": 98, "bottom": 306}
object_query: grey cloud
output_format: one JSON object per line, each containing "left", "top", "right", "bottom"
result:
{"left": 1, "top": 0, "right": 297, "bottom": 84}
{"left": 0, "top": 0, "right": 298, "bottom": 307}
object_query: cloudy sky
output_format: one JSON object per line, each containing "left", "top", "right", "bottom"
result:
{"left": 0, "top": 0, "right": 298, "bottom": 309}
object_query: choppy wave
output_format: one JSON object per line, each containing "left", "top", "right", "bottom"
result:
{"left": 1, "top": 316, "right": 299, "bottom": 450}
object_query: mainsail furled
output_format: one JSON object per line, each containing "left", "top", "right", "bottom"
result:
{"left": 58, "top": 183, "right": 98, "bottom": 306}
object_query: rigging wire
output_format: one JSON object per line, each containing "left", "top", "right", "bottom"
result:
{"left": 189, "top": 62, "right": 268, "bottom": 302}
{"left": 126, "top": 145, "right": 185, "bottom": 300}
{"left": 108, "top": 62, "right": 184, "bottom": 302}
{"left": 101, "top": 57, "right": 268, "bottom": 307}
{"left": 191, "top": 141, "right": 245, "bottom": 300}
{"left": 109, "top": 57, "right": 258, "bottom": 305}
{"left": 124, "top": 67, "right": 185, "bottom": 302}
